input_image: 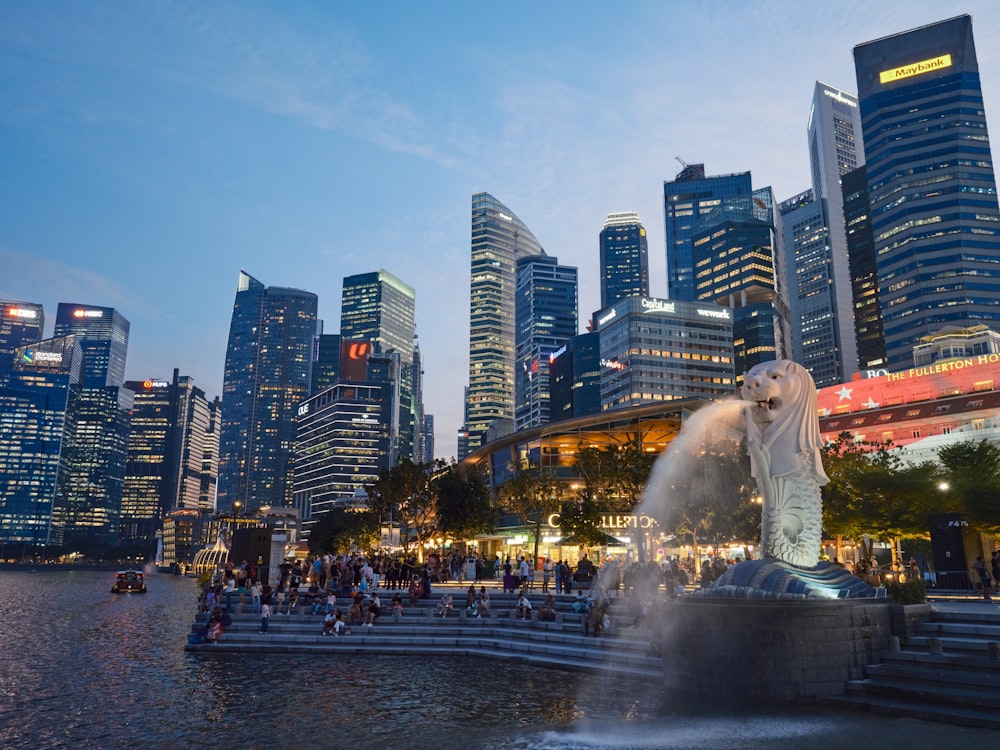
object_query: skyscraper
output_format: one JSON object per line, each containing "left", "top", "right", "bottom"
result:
{"left": 0, "top": 335, "right": 82, "bottom": 549}
{"left": 464, "top": 192, "right": 545, "bottom": 454}
{"left": 778, "top": 82, "right": 863, "bottom": 386}
{"left": 854, "top": 15, "right": 1000, "bottom": 367}
{"left": 53, "top": 304, "right": 129, "bottom": 388}
{"left": 842, "top": 165, "right": 887, "bottom": 370}
{"left": 599, "top": 212, "right": 649, "bottom": 309}
{"left": 0, "top": 301, "right": 44, "bottom": 373}
{"left": 674, "top": 170, "right": 791, "bottom": 378}
{"left": 340, "top": 269, "right": 417, "bottom": 461}
{"left": 514, "top": 254, "right": 578, "bottom": 430}
{"left": 218, "top": 270, "right": 318, "bottom": 512}
{"left": 122, "top": 371, "right": 219, "bottom": 548}
{"left": 664, "top": 164, "right": 751, "bottom": 302}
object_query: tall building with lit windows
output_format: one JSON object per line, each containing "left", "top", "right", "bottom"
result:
{"left": 53, "top": 304, "right": 129, "bottom": 388}
{"left": 854, "top": 15, "right": 1000, "bottom": 368}
{"left": 779, "top": 82, "right": 863, "bottom": 387}
{"left": 514, "top": 254, "right": 578, "bottom": 430}
{"left": 340, "top": 269, "right": 417, "bottom": 461}
{"left": 599, "top": 212, "right": 648, "bottom": 309}
{"left": 218, "top": 270, "right": 317, "bottom": 512}
{"left": 0, "top": 301, "right": 44, "bottom": 373}
{"left": 0, "top": 335, "right": 82, "bottom": 548}
{"left": 463, "top": 193, "right": 545, "bottom": 455}
{"left": 121, "top": 371, "right": 219, "bottom": 549}
{"left": 595, "top": 297, "right": 735, "bottom": 410}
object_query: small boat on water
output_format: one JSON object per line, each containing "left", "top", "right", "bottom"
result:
{"left": 112, "top": 570, "right": 147, "bottom": 593}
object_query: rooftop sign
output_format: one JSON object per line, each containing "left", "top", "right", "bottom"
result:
{"left": 879, "top": 54, "right": 952, "bottom": 84}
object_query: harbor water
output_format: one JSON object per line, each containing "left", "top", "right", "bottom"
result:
{"left": 0, "top": 568, "right": 994, "bottom": 749}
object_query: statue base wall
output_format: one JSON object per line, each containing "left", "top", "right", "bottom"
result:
{"left": 661, "top": 598, "right": 891, "bottom": 701}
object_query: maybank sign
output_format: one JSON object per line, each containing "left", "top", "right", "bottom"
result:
{"left": 879, "top": 54, "right": 952, "bottom": 84}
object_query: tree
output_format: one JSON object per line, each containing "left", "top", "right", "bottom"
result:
{"left": 434, "top": 462, "right": 495, "bottom": 541}
{"left": 497, "top": 462, "right": 562, "bottom": 564}
{"left": 821, "top": 432, "right": 942, "bottom": 564}
{"left": 938, "top": 439, "right": 1000, "bottom": 534}
{"left": 308, "top": 507, "right": 378, "bottom": 554}
{"left": 365, "top": 458, "right": 440, "bottom": 558}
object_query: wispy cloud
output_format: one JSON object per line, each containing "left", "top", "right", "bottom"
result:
{"left": 0, "top": 245, "right": 160, "bottom": 325}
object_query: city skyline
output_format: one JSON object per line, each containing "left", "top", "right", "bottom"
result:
{"left": 4, "top": 3, "right": 1000, "bottom": 460}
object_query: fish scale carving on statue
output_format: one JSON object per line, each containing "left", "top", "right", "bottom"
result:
{"left": 741, "top": 360, "right": 829, "bottom": 569}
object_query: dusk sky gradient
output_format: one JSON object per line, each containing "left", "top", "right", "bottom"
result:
{"left": 4, "top": 1, "right": 1000, "bottom": 460}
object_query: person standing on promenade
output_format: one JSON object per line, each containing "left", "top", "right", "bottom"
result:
{"left": 542, "top": 558, "right": 553, "bottom": 593}
{"left": 973, "top": 556, "right": 993, "bottom": 601}
{"left": 991, "top": 551, "right": 1000, "bottom": 594}
{"left": 259, "top": 600, "right": 271, "bottom": 633}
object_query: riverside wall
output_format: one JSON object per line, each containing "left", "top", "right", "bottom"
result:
{"left": 661, "top": 598, "right": 892, "bottom": 701}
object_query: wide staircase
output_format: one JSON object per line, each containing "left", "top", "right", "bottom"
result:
{"left": 185, "top": 587, "right": 663, "bottom": 680}
{"left": 829, "top": 603, "right": 1000, "bottom": 729}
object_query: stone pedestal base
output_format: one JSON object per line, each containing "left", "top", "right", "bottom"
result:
{"left": 661, "top": 598, "right": 890, "bottom": 701}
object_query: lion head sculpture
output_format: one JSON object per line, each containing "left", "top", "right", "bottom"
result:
{"left": 741, "top": 359, "right": 828, "bottom": 484}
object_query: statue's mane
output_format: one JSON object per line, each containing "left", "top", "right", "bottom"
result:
{"left": 745, "top": 361, "right": 828, "bottom": 483}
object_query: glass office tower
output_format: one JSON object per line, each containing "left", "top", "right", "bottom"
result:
{"left": 599, "top": 212, "right": 649, "bottom": 309}
{"left": 664, "top": 164, "right": 752, "bottom": 302}
{"left": 0, "top": 335, "right": 82, "bottom": 548}
{"left": 0, "top": 301, "right": 44, "bottom": 373}
{"left": 854, "top": 15, "right": 1000, "bottom": 368}
{"left": 514, "top": 254, "right": 578, "bottom": 430}
{"left": 218, "top": 270, "right": 317, "bottom": 512}
{"left": 340, "top": 269, "right": 417, "bottom": 461}
{"left": 53, "top": 304, "right": 129, "bottom": 388}
{"left": 463, "top": 193, "right": 545, "bottom": 454}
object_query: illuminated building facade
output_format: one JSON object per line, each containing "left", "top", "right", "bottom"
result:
{"left": 514, "top": 254, "right": 578, "bottom": 431}
{"left": 463, "top": 193, "right": 545, "bottom": 456}
{"left": 595, "top": 296, "right": 735, "bottom": 410}
{"left": 292, "top": 383, "right": 390, "bottom": 534}
{"left": 218, "top": 270, "right": 318, "bottom": 512}
{"left": 0, "top": 335, "right": 82, "bottom": 549}
{"left": 122, "top": 371, "right": 220, "bottom": 548}
{"left": 780, "top": 83, "right": 863, "bottom": 388}
{"left": 53, "top": 304, "right": 129, "bottom": 388}
{"left": 817, "top": 352, "right": 1000, "bottom": 465}
{"left": 0, "top": 301, "right": 44, "bottom": 374}
{"left": 341, "top": 269, "right": 417, "bottom": 462}
{"left": 854, "top": 15, "right": 1000, "bottom": 368}
{"left": 599, "top": 212, "right": 649, "bottom": 309}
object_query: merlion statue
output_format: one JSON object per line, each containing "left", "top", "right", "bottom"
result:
{"left": 741, "top": 360, "right": 828, "bottom": 568}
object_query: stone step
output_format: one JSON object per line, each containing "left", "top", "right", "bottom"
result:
{"left": 856, "top": 667, "right": 1000, "bottom": 710}
{"left": 825, "top": 692, "right": 1000, "bottom": 731}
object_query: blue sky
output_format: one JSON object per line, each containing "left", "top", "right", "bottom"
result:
{"left": 3, "top": 1, "right": 1000, "bottom": 460}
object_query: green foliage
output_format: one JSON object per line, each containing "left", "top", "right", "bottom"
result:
{"left": 497, "top": 462, "right": 562, "bottom": 561}
{"left": 308, "top": 507, "right": 378, "bottom": 554}
{"left": 886, "top": 578, "right": 927, "bottom": 605}
{"left": 821, "top": 432, "right": 942, "bottom": 544}
{"left": 434, "top": 462, "right": 495, "bottom": 539}
{"left": 365, "top": 458, "right": 441, "bottom": 553}
{"left": 557, "top": 494, "right": 613, "bottom": 547}
{"left": 937, "top": 440, "right": 1000, "bottom": 534}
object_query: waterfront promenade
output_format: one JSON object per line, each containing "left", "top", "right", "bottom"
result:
{"left": 185, "top": 583, "right": 664, "bottom": 679}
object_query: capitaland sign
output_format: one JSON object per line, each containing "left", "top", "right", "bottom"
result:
{"left": 640, "top": 298, "right": 675, "bottom": 314}
{"left": 879, "top": 54, "right": 952, "bottom": 84}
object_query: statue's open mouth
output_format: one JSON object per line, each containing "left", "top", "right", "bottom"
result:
{"left": 753, "top": 397, "right": 781, "bottom": 412}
